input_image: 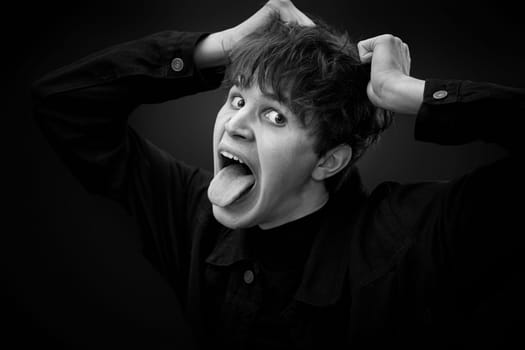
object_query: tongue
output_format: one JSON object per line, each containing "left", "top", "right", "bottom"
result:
{"left": 208, "top": 164, "right": 255, "bottom": 207}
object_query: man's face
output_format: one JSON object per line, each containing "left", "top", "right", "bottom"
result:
{"left": 209, "top": 83, "right": 325, "bottom": 229}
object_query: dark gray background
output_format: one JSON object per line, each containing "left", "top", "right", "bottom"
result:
{"left": 6, "top": 0, "right": 524, "bottom": 347}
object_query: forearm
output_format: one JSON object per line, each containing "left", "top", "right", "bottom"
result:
{"left": 415, "top": 79, "right": 525, "bottom": 152}
{"left": 376, "top": 75, "right": 425, "bottom": 115}
{"left": 32, "top": 31, "right": 224, "bottom": 107}
{"left": 194, "top": 29, "right": 235, "bottom": 69}
{"left": 31, "top": 31, "right": 224, "bottom": 197}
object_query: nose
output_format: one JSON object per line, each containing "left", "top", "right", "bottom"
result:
{"left": 224, "top": 109, "right": 254, "bottom": 141}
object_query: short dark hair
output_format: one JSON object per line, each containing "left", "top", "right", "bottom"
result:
{"left": 223, "top": 14, "right": 392, "bottom": 193}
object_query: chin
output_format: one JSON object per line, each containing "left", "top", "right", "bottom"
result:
{"left": 212, "top": 204, "right": 256, "bottom": 229}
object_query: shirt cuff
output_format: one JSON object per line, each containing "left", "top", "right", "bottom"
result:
{"left": 414, "top": 79, "right": 466, "bottom": 145}
{"left": 162, "top": 31, "right": 225, "bottom": 91}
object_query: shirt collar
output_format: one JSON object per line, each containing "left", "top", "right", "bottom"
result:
{"left": 205, "top": 227, "right": 250, "bottom": 266}
{"left": 206, "top": 167, "right": 368, "bottom": 307}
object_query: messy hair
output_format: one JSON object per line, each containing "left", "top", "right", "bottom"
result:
{"left": 223, "top": 14, "right": 392, "bottom": 193}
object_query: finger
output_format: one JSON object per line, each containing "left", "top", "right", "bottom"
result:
{"left": 296, "top": 8, "right": 315, "bottom": 27}
{"left": 357, "top": 38, "right": 375, "bottom": 63}
{"left": 402, "top": 42, "right": 411, "bottom": 75}
{"left": 283, "top": 7, "right": 315, "bottom": 27}
{"left": 360, "top": 52, "right": 373, "bottom": 63}
{"left": 401, "top": 42, "right": 408, "bottom": 59}
{"left": 298, "top": 12, "right": 316, "bottom": 27}
{"left": 275, "top": 0, "right": 315, "bottom": 27}
{"left": 404, "top": 43, "right": 411, "bottom": 62}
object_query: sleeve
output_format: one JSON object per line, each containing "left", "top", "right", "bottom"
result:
{"left": 380, "top": 79, "right": 524, "bottom": 316}
{"left": 415, "top": 79, "right": 524, "bottom": 152}
{"left": 411, "top": 79, "right": 524, "bottom": 251}
{"left": 31, "top": 31, "right": 225, "bottom": 278}
{"left": 31, "top": 30, "right": 224, "bottom": 209}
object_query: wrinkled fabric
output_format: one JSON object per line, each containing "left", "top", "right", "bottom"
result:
{"left": 32, "top": 31, "right": 524, "bottom": 348}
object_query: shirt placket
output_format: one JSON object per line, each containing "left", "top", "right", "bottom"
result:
{"left": 220, "top": 261, "right": 263, "bottom": 345}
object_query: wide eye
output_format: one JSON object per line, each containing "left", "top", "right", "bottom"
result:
{"left": 264, "top": 110, "right": 287, "bottom": 126}
{"left": 230, "top": 96, "right": 245, "bottom": 109}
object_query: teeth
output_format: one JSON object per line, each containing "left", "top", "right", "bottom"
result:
{"left": 220, "top": 151, "right": 244, "bottom": 164}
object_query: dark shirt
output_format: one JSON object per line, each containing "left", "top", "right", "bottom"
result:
{"left": 204, "top": 206, "right": 324, "bottom": 349}
{"left": 32, "top": 31, "right": 524, "bottom": 348}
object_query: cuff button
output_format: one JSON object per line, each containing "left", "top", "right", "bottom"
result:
{"left": 432, "top": 90, "right": 448, "bottom": 100}
{"left": 243, "top": 270, "right": 255, "bottom": 285}
{"left": 171, "top": 57, "right": 184, "bottom": 72}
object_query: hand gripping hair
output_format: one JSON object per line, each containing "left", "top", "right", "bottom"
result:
{"left": 224, "top": 14, "right": 392, "bottom": 193}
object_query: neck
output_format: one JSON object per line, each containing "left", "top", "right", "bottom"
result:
{"left": 259, "top": 189, "right": 329, "bottom": 230}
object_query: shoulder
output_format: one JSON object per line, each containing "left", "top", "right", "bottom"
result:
{"left": 350, "top": 179, "right": 449, "bottom": 263}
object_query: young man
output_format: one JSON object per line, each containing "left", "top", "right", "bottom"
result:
{"left": 32, "top": 0, "right": 523, "bottom": 348}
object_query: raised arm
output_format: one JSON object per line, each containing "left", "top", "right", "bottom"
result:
{"left": 352, "top": 33, "right": 524, "bottom": 344}
{"left": 194, "top": 0, "right": 313, "bottom": 69}
{"left": 358, "top": 34, "right": 524, "bottom": 152}
{"left": 357, "top": 32, "right": 524, "bottom": 321}
{"left": 31, "top": 31, "right": 225, "bottom": 202}
{"left": 32, "top": 0, "right": 313, "bottom": 204}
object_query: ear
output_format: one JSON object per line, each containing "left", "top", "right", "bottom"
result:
{"left": 312, "top": 144, "right": 352, "bottom": 181}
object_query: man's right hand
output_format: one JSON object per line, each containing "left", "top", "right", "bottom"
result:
{"left": 194, "top": 0, "right": 314, "bottom": 68}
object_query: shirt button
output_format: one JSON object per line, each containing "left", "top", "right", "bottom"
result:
{"left": 432, "top": 90, "right": 448, "bottom": 100}
{"left": 171, "top": 57, "right": 184, "bottom": 72}
{"left": 243, "top": 270, "right": 255, "bottom": 285}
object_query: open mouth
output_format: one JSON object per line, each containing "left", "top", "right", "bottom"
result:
{"left": 208, "top": 150, "right": 257, "bottom": 207}
{"left": 219, "top": 150, "right": 256, "bottom": 196}
{"left": 220, "top": 150, "right": 251, "bottom": 173}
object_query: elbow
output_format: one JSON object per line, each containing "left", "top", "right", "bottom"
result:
{"left": 31, "top": 77, "right": 48, "bottom": 121}
{"left": 30, "top": 74, "right": 58, "bottom": 127}
{"left": 30, "top": 72, "right": 50, "bottom": 105}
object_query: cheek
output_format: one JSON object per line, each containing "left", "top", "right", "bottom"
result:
{"left": 214, "top": 107, "right": 229, "bottom": 141}
{"left": 259, "top": 134, "right": 317, "bottom": 182}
